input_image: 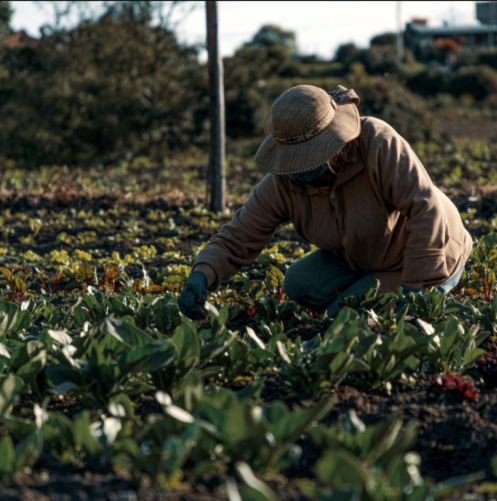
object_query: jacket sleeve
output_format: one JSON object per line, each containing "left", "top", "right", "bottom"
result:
{"left": 369, "top": 121, "right": 451, "bottom": 288}
{"left": 192, "top": 174, "right": 290, "bottom": 289}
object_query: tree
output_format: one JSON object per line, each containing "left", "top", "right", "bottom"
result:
{"left": 0, "top": 1, "right": 207, "bottom": 167}
{"left": 34, "top": 1, "right": 200, "bottom": 36}
{"left": 223, "top": 24, "right": 303, "bottom": 139}
{"left": 100, "top": 1, "right": 154, "bottom": 24}
{"left": 334, "top": 43, "right": 364, "bottom": 65}
{"left": 370, "top": 32, "right": 397, "bottom": 46}
{"left": 0, "top": 0, "right": 12, "bottom": 35}
{"left": 242, "top": 24, "right": 298, "bottom": 55}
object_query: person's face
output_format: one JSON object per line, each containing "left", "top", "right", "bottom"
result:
{"left": 290, "top": 154, "right": 340, "bottom": 185}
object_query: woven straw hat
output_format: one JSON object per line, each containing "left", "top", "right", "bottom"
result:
{"left": 255, "top": 84, "right": 360, "bottom": 175}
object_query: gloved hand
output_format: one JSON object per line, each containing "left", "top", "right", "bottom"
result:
{"left": 178, "top": 270, "right": 208, "bottom": 320}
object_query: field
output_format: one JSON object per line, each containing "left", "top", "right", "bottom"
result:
{"left": 0, "top": 138, "right": 497, "bottom": 500}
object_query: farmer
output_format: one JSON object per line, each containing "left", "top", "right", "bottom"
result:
{"left": 178, "top": 84, "right": 473, "bottom": 320}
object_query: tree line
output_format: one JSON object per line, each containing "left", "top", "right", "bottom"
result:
{"left": 0, "top": 0, "right": 496, "bottom": 168}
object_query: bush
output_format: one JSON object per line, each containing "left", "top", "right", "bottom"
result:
{"left": 352, "top": 75, "right": 435, "bottom": 142}
{"left": 446, "top": 65, "right": 497, "bottom": 100}
{"left": 477, "top": 49, "right": 497, "bottom": 68}
{"left": 406, "top": 69, "right": 449, "bottom": 97}
{"left": 0, "top": 10, "right": 207, "bottom": 167}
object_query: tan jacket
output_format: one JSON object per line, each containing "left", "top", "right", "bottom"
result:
{"left": 193, "top": 117, "right": 473, "bottom": 292}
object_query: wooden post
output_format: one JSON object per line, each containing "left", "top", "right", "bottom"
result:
{"left": 205, "top": 0, "right": 226, "bottom": 213}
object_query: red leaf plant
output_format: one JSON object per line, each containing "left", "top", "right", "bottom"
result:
{"left": 246, "top": 304, "right": 256, "bottom": 317}
{"left": 431, "top": 373, "right": 480, "bottom": 401}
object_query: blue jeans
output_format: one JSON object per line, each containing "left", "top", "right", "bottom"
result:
{"left": 283, "top": 249, "right": 466, "bottom": 317}
{"left": 436, "top": 264, "right": 465, "bottom": 293}
{"left": 283, "top": 250, "right": 374, "bottom": 316}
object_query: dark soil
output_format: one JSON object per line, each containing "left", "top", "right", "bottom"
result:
{"left": 328, "top": 380, "right": 497, "bottom": 482}
{"left": 0, "top": 473, "right": 226, "bottom": 501}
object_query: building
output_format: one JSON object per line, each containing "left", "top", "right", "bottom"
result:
{"left": 404, "top": 2, "right": 497, "bottom": 63}
{"left": 477, "top": 1, "right": 497, "bottom": 24}
{"left": 405, "top": 21, "right": 497, "bottom": 55}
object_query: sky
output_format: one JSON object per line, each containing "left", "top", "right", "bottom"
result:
{"left": 11, "top": 1, "right": 479, "bottom": 59}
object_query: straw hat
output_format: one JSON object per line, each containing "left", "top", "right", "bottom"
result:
{"left": 255, "top": 84, "right": 361, "bottom": 175}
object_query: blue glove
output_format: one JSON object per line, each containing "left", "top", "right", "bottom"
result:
{"left": 178, "top": 271, "right": 208, "bottom": 320}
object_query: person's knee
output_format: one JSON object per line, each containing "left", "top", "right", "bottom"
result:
{"left": 283, "top": 261, "right": 326, "bottom": 309}
{"left": 283, "top": 262, "right": 307, "bottom": 304}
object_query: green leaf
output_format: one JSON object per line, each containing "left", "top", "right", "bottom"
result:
{"left": 267, "top": 399, "right": 334, "bottom": 443}
{"left": 0, "top": 436, "right": 15, "bottom": 477}
{"left": 431, "top": 471, "right": 484, "bottom": 498}
{"left": 329, "top": 352, "right": 354, "bottom": 375}
{"left": 48, "top": 329, "right": 73, "bottom": 346}
{"left": 72, "top": 411, "right": 102, "bottom": 455}
{"left": 13, "top": 341, "right": 47, "bottom": 385}
{"left": 315, "top": 449, "right": 368, "bottom": 489}
{"left": 119, "top": 341, "right": 176, "bottom": 374}
{"left": 222, "top": 403, "right": 265, "bottom": 448}
{"left": 264, "top": 265, "right": 284, "bottom": 291}
{"left": 463, "top": 348, "right": 486, "bottom": 368}
{"left": 15, "top": 432, "right": 43, "bottom": 471}
{"left": 108, "top": 296, "right": 135, "bottom": 317}
{"left": 0, "top": 268, "right": 13, "bottom": 283}
{"left": 154, "top": 300, "right": 181, "bottom": 334}
{"left": 440, "top": 316, "right": 462, "bottom": 356}
{"left": 276, "top": 340, "right": 291, "bottom": 364}
{"left": 105, "top": 317, "right": 152, "bottom": 348}
{"left": 172, "top": 321, "right": 200, "bottom": 372}
{"left": 235, "top": 461, "right": 276, "bottom": 501}
{"left": 1, "top": 415, "right": 36, "bottom": 437}
{"left": 362, "top": 414, "right": 403, "bottom": 464}
{"left": 42, "top": 414, "right": 74, "bottom": 455}
{"left": 0, "top": 302, "right": 31, "bottom": 337}
{"left": 46, "top": 364, "right": 86, "bottom": 393}
{"left": 0, "top": 374, "right": 23, "bottom": 415}
{"left": 226, "top": 477, "right": 242, "bottom": 501}
{"left": 491, "top": 455, "right": 497, "bottom": 477}
{"left": 0, "top": 342, "right": 10, "bottom": 359}
{"left": 165, "top": 404, "right": 195, "bottom": 424}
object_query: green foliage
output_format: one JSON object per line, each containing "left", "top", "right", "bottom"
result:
{"left": 0, "top": 4, "right": 207, "bottom": 167}
{"left": 0, "top": 0, "right": 12, "bottom": 34}
{"left": 447, "top": 65, "right": 497, "bottom": 100}
{"left": 370, "top": 32, "right": 397, "bottom": 46}
{"left": 477, "top": 49, "right": 497, "bottom": 68}
{"left": 310, "top": 411, "right": 482, "bottom": 500}
{"left": 353, "top": 76, "right": 434, "bottom": 142}
{"left": 407, "top": 65, "right": 497, "bottom": 101}
{"left": 242, "top": 24, "right": 298, "bottom": 55}
{"left": 1, "top": 11, "right": 496, "bottom": 167}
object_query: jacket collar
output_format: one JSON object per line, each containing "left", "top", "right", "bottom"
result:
{"left": 334, "top": 139, "right": 365, "bottom": 189}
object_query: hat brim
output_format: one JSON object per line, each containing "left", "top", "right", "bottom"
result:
{"left": 255, "top": 102, "right": 360, "bottom": 175}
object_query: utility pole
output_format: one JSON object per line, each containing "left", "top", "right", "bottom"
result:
{"left": 205, "top": 0, "right": 226, "bottom": 213}
{"left": 396, "top": 1, "right": 403, "bottom": 64}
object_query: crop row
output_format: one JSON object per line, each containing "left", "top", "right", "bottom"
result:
{"left": 0, "top": 278, "right": 496, "bottom": 497}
